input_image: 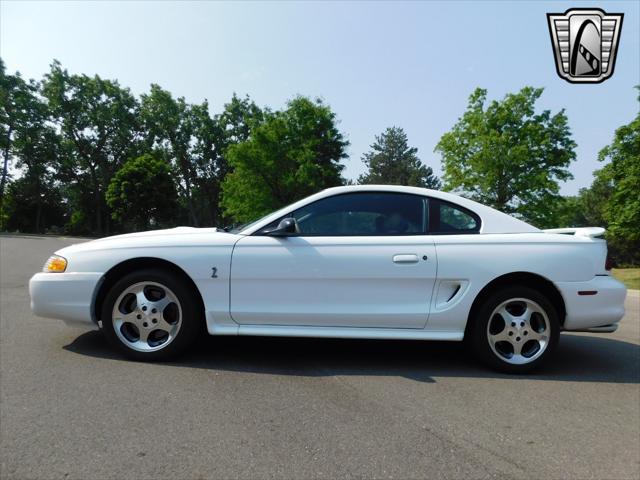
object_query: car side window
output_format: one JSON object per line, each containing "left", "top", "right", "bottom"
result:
{"left": 429, "top": 199, "right": 480, "bottom": 234}
{"left": 259, "top": 192, "right": 428, "bottom": 236}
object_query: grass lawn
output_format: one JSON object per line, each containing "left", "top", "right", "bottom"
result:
{"left": 612, "top": 268, "right": 640, "bottom": 290}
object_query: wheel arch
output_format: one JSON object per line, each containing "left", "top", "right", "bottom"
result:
{"left": 93, "top": 257, "right": 206, "bottom": 323}
{"left": 465, "top": 272, "right": 567, "bottom": 337}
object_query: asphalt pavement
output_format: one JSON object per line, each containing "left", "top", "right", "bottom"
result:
{"left": 1, "top": 235, "right": 639, "bottom": 480}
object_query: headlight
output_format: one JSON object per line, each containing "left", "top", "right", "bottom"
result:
{"left": 43, "top": 255, "right": 67, "bottom": 273}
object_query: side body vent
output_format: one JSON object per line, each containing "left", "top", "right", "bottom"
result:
{"left": 433, "top": 280, "right": 469, "bottom": 311}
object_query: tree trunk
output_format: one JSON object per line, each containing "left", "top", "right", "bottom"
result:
{"left": 210, "top": 184, "right": 219, "bottom": 227}
{"left": 0, "top": 126, "right": 13, "bottom": 216}
{"left": 184, "top": 181, "right": 198, "bottom": 227}
{"left": 96, "top": 190, "right": 104, "bottom": 235}
{"left": 494, "top": 169, "right": 510, "bottom": 212}
{"left": 102, "top": 167, "right": 113, "bottom": 235}
{"left": 35, "top": 200, "right": 43, "bottom": 234}
{"left": 102, "top": 196, "right": 110, "bottom": 235}
{"left": 35, "top": 177, "right": 42, "bottom": 233}
{"left": 201, "top": 180, "right": 218, "bottom": 227}
{"left": 88, "top": 164, "right": 102, "bottom": 235}
{"left": 179, "top": 156, "right": 198, "bottom": 227}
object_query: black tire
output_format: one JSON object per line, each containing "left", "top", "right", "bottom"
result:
{"left": 469, "top": 286, "right": 560, "bottom": 373}
{"left": 101, "top": 268, "right": 203, "bottom": 361}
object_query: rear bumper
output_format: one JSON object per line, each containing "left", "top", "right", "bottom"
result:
{"left": 556, "top": 275, "right": 626, "bottom": 331}
{"left": 29, "top": 272, "right": 103, "bottom": 326}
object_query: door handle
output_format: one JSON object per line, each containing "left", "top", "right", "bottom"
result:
{"left": 393, "top": 254, "right": 419, "bottom": 264}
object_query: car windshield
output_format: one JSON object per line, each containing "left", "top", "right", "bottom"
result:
{"left": 228, "top": 204, "right": 292, "bottom": 234}
{"left": 228, "top": 217, "right": 265, "bottom": 234}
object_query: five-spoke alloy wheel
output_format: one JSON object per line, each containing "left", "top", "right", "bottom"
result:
{"left": 112, "top": 281, "right": 182, "bottom": 352}
{"left": 102, "top": 269, "right": 202, "bottom": 361}
{"left": 470, "top": 286, "right": 559, "bottom": 373}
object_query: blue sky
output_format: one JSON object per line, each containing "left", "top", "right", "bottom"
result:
{"left": 1, "top": 0, "right": 638, "bottom": 194}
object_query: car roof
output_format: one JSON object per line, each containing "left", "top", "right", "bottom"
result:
{"left": 241, "top": 185, "right": 540, "bottom": 235}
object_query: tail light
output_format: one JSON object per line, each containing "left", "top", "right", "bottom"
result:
{"left": 605, "top": 253, "right": 615, "bottom": 271}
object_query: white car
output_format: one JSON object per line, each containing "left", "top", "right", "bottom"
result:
{"left": 29, "top": 185, "right": 626, "bottom": 372}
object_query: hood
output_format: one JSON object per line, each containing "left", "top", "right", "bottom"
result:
{"left": 57, "top": 226, "right": 239, "bottom": 255}
{"left": 90, "top": 226, "right": 219, "bottom": 242}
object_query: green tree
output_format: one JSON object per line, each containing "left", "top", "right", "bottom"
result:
{"left": 552, "top": 195, "right": 587, "bottom": 229}
{"left": 140, "top": 84, "right": 202, "bottom": 226}
{"left": 358, "top": 126, "right": 441, "bottom": 188}
{"left": 219, "top": 93, "right": 265, "bottom": 145}
{"left": 106, "top": 154, "right": 178, "bottom": 231}
{"left": 435, "top": 87, "right": 576, "bottom": 227}
{"left": 3, "top": 177, "right": 66, "bottom": 233}
{"left": 596, "top": 86, "right": 640, "bottom": 265}
{"left": 0, "top": 59, "right": 37, "bottom": 219}
{"left": 222, "top": 96, "right": 348, "bottom": 223}
{"left": 0, "top": 58, "right": 17, "bottom": 215}
{"left": 42, "top": 60, "right": 141, "bottom": 235}
{"left": 560, "top": 171, "right": 612, "bottom": 227}
{"left": 189, "top": 100, "right": 223, "bottom": 227}
{"left": 9, "top": 87, "right": 64, "bottom": 233}
{"left": 191, "top": 95, "right": 264, "bottom": 227}
{"left": 553, "top": 158, "right": 616, "bottom": 229}
{"left": 1, "top": 60, "right": 65, "bottom": 232}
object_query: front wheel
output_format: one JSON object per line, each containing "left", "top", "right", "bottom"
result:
{"left": 101, "top": 269, "right": 202, "bottom": 361}
{"left": 470, "top": 286, "right": 560, "bottom": 373}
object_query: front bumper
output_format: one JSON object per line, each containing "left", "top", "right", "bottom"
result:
{"left": 556, "top": 275, "right": 627, "bottom": 331}
{"left": 29, "top": 272, "right": 103, "bottom": 326}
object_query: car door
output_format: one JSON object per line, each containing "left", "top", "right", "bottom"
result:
{"left": 229, "top": 192, "right": 437, "bottom": 329}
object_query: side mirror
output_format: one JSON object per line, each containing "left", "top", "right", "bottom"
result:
{"left": 265, "top": 217, "right": 297, "bottom": 237}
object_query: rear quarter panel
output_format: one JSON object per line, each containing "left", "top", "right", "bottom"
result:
{"left": 428, "top": 233, "right": 606, "bottom": 332}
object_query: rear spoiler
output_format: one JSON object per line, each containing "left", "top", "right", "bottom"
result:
{"left": 543, "top": 227, "right": 606, "bottom": 238}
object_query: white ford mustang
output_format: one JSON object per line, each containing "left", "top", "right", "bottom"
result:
{"left": 29, "top": 185, "right": 627, "bottom": 372}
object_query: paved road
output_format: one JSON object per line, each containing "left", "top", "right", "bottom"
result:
{"left": 1, "top": 235, "right": 639, "bottom": 480}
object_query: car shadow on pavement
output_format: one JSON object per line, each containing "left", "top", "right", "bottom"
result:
{"left": 64, "top": 330, "right": 640, "bottom": 384}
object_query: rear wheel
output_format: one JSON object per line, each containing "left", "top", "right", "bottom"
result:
{"left": 470, "top": 286, "right": 560, "bottom": 373}
{"left": 101, "top": 269, "right": 202, "bottom": 361}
